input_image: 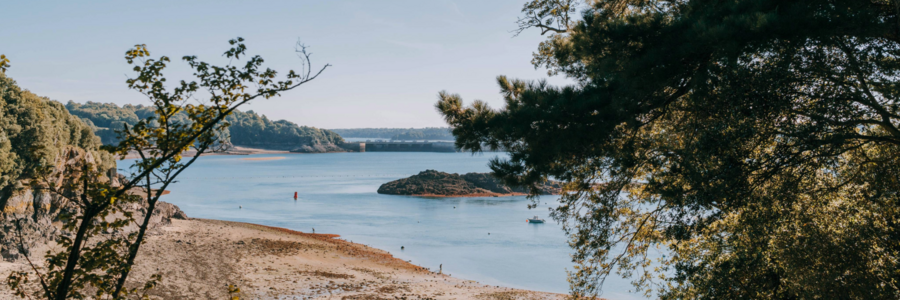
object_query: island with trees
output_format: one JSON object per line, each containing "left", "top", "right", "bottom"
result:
{"left": 377, "top": 170, "right": 560, "bottom": 197}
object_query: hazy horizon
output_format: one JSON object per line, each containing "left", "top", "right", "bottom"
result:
{"left": 1, "top": 0, "right": 574, "bottom": 128}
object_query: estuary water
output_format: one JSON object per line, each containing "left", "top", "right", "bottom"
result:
{"left": 121, "top": 152, "right": 647, "bottom": 299}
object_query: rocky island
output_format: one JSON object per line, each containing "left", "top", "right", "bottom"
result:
{"left": 377, "top": 170, "right": 561, "bottom": 197}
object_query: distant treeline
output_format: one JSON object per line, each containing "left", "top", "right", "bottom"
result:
{"left": 329, "top": 128, "right": 454, "bottom": 140}
{"left": 65, "top": 101, "right": 344, "bottom": 152}
{"left": 226, "top": 109, "right": 344, "bottom": 152}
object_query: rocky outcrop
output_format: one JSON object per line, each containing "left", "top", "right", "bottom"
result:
{"left": 1, "top": 184, "right": 187, "bottom": 261}
{"left": 461, "top": 173, "right": 561, "bottom": 195}
{"left": 377, "top": 170, "right": 489, "bottom": 196}
{"left": 0, "top": 75, "right": 186, "bottom": 262}
{"left": 0, "top": 148, "right": 187, "bottom": 261}
{"left": 377, "top": 170, "right": 561, "bottom": 197}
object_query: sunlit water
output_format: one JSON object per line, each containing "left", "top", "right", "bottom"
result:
{"left": 121, "top": 152, "right": 648, "bottom": 299}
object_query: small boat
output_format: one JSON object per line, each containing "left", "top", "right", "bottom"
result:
{"left": 527, "top": 216, "right": 545, "bottom": 223}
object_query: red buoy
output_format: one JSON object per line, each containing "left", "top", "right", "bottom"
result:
{"left": 294, "top": 191, "right": 298, "bottom": 199}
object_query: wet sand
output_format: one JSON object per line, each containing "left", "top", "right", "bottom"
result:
{"left": 0, "top": 218, "right": 569, "bottom": 299}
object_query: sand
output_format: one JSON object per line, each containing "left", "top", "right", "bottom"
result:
{"left": 122, "top": 146, "right": 291, "bottom": 159}
{"left": 0, "top": 218, "right": 568, "bottom": 300}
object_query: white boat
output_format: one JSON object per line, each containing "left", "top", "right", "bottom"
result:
{"left": 527, "top": 216, "right": 545, "bottom": 223}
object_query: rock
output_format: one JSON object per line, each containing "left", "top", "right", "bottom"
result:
{"left": 461, "top": 173, "right": 515, "bottom": 194}
{"left": 1, "top": 183, "right": 188, "bottom": 261}
{"left": 173, "top": 208, "right": 189, "bottom": 220}
{"left": 377, "top": 170, "right": 561, "bottom": 197}
{"left": 154, "top": 201, "right": 188, "bottom": 221}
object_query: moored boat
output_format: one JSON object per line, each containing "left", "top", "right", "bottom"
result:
{"left": 527, "top": 216, "right": 544, "bottom": 223}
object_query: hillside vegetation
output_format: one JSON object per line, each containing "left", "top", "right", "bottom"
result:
{"left": 329, "top": 128, "right": 452, "bottom": 140}
{"left": 226, "top": 110, "right": 344, "bottom": 152}
{"left": 65, "top": 101, "right": 344, "bottom": 152}
{"left": 0, "top": 74, "right": 114, "bottom": 194}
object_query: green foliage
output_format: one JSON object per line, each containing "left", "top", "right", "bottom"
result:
{"left": 227, "top": 284, "right": 241, "bottom": 300}
{"left": 0, "top": 74, "right": 114, "bottom": 194}
{"left": 65, "top": 101, "right": 209, "bottom": 146}
{"left": 330, "top": 127, "right": 452, "bottom": 140}
{"left": 7, "top": 37, "right": 328, "bottom": 300}
{"left": 390, "top": 129, "right": 454, "bottom": 140}
{"left": 65, "top": 101, "right": 342, "bottom": 150}
{"left": 513, "top": 0, "right": 577, "bottom": 36}
{"left": 65, "top": 101, "right": 140, "bottom": 129}
{"left": 65, "top": 101, "right": 142, "bottom": 145}
{"left": 439, "top": 0, "right": 900, "bottom": 298}
{"left": 0, "top": 54, "right": 9, "bottom": 73}
{"left": 225, "top": 109, "right": 343, "bottom": 147}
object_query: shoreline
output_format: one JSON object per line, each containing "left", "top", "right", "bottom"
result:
{"left": 1, "top": 218, "right": 568, "bottom": 299}
{"left": 402, "top": 192, "right": 530, "bottom": 198}
{"left": 121, "top": 146, "right": 346, "bottom": 159}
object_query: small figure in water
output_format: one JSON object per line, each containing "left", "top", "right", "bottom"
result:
{"left": 439, "top": 264, "right": 442, "bottom": 274}
{"left": 239, "top": 205, "right": 242, "bottom": 209}
{"left": 312, "top": 228, "right": 315, "bottom": 233}
{"left": 401, "top": 246, "right": 405, "bottom": 250}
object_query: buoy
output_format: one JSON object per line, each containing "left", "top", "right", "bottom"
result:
{"left": 294, "top": 191, "right": 298, "bottom": 200}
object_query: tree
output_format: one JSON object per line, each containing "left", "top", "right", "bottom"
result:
{"left": 6, "top": 37, "right": 328, "bottom": 299}
{"left": 438, "top": 0, "right": 900, "bottom": 298}
{"left": 224, "top": 109, "right": 343, "bottom": 150}
{"left": 0, "top": 55, "right": 9, "bottom": 73}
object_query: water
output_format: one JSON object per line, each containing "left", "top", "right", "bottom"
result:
{"left": 120, "top": 152, "right": 648, "bottom": 299}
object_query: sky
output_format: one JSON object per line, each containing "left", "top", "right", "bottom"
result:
{"left": 1, "top": 0, "right": 574, "bottom": 128}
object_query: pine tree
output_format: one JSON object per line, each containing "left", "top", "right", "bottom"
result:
{"left": 438, "top": 1, "right": 900, "bottom": 298}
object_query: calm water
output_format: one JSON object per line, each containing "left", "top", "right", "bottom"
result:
{"left": 121, "top": 152, "right": 647, "bottom": 299}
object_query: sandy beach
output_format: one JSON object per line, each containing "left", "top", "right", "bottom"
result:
{"left": 122, "top": 146, "right": 292, "bottom": 159}
{"left": 0, "top": 218, "right": 568, "bottom": 299}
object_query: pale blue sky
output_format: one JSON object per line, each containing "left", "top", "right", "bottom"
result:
{"left": 1, "top": 0, "right": 573, "bottom": 128}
